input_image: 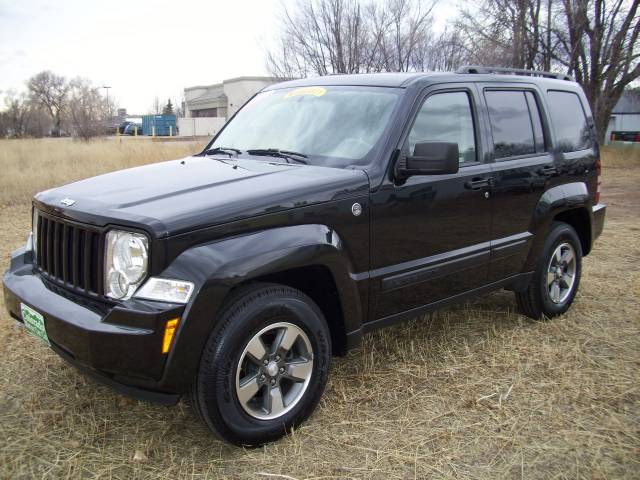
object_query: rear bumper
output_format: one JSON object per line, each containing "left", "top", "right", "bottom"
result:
{"left": 3, "top": 247, "right": 183, "bottom": 404}
{"left": 592, "top": 203, "right": 606, "bottom": 243}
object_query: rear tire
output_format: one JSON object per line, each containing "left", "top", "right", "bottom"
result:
{"left": 516, "top": 222, "right": 582, "bottom": 320}
{"left": 189, "top": 283, "right": 331, "bottom": 446}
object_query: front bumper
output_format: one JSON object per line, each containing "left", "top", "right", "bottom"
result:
{"left": 3, "top": 247, "right": 183, "bottom": 404}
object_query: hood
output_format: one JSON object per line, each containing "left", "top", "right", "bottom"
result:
{"left": 34, "top": 156, "right": 370, "bottom": 237}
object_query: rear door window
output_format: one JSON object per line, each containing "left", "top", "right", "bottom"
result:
{"left": 546, "top": 90, "right": 592, "bottom": 152}
{"left": 485, "top": 90, "right": 537, "bottom": 159}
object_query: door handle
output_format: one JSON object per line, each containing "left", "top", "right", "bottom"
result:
{"left": 538, "top": 165, "right": 557, "bottom": 176}
{"left": 464, "top": 177, "right": 490, "bottom": 190}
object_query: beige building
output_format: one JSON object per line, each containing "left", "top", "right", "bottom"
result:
{"left": 180, "top": 76, "right": 282, "bottom": 137}
{"left": 184, "top": 76, "right": 281, "bottom": 118}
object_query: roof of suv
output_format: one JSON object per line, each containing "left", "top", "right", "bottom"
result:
{"left": 265, "top": 73, "right": 430, "bottom": 89}
{"left": 264, "top": 71, "right": 577, "bottom": 90}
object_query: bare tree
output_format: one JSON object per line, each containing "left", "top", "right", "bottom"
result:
{"left": 267, "top": 0, "right": 370, "bottom": 77}
{"left": 26, "top": 104, "right": 54, "bottom": 138}
{"left": 2, "top": 91, "right": 31, "bottom": 138}
{"left": 27, "top": 71, "right": 70, "bottom": 136}
{"left": 67, "top": 78, "right": 109, "bottom": 140}
{"left": 457, "top": 0, "right": 556, "bottom": 69}
{"left": 457, "top": 0, "right": 639, "bottom": 144}
{"left": 266, "top": 0, "right": 438, "bottom": 78}
{"left": 411, "top": 28, "right": 470, "bottom": 71}
{"left": 552, "top": 0, "right": 640, "bottom": 143}
{"left": 388, "top": 0, "right": 436, "bottom": 71}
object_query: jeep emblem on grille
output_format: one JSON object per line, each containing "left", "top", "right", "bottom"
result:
{"left": 60, "top": 198, "right": 75, "bottom": 206}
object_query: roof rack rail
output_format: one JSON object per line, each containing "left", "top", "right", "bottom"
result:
{"left": 456, "top": 65, "right": 573, "bottom": 81}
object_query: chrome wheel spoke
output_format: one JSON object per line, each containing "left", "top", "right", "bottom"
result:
{"left": 237, "top": 374, "right": 261, "bottom": 406}
{"left": 285, "top": 359, "right": 313, "bottom": 382}
{"left": 550, "top": 281, "right": 561, "bottom": 302}
{"left": 547, "top": 271, "right": 556, "bottom": 286}
{"left": 560, "top": 249, "right": 574, "bottom": 265}
{"left": 267, "top": 385, "right": 286, "bottom": 416}
{"left": 560, "top": 273, "right": 573, "bottom": 289}
{"left": 245, "top": 335, "right": 267, "bottom": 363}
{"left": 554, "top": 249, "right": 562, "bottom": 265}
{"left": 274, "top": 325, "right": 299, "bottom": 354}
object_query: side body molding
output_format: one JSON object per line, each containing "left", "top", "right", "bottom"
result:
{"left": 524, "top": 182, "right": 591, "bottom": 270}
{"left": 158, "top": 224, "right": 364, "bottom": 391}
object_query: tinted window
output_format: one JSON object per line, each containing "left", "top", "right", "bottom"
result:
{"left": 485, "top": 90, "right": 535, "bottom": 159}
{"left": 407, "top": 91, "right": 476, "bottom": 164}
{"left": 546, "top": 90, "right": 592, "bottom": 152}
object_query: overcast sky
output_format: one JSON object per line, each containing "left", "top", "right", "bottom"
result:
{"left": 0, "top": 0, "right": 458, "bottom": 113}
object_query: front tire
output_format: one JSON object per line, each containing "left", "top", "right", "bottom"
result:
{"left": 190, "top": 283, "right": 331, "bottom": 446}
{"left": 516, "top": 222, "right": 582, "bottom": 320}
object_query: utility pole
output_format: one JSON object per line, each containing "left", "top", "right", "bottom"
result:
{"left": 101, "top": 85, "right": 112, "bottom": 136}
{"left": 102, "top": 85, "right": 112, "bottom": 118}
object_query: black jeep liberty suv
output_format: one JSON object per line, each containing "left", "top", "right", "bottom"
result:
{"left": 3, "top": 66, "right": 606, "bottom": 446}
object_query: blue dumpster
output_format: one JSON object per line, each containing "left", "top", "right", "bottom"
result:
{"left": 142, "top": 114, "right": 177, "bottom": 136}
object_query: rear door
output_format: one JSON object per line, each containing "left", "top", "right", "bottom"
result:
{"left": 477, "top": 83, "right": 558, "bottom": 281}
{"left": 368, "top": 84, "right": 493, "bottom": 321}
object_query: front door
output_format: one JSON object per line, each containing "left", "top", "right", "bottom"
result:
{"left": 369, "top": 85, "right": 493, "bottom": 321}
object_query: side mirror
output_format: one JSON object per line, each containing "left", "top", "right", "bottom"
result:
{"left": 396, "top": 142, "right": 460, "bottom": 178}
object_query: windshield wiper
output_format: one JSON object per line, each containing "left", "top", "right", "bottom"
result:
{"left": 204, "top": 147, "right": 242, "bottom": 157}
{"left": 246, "top": 148, "right": 308, "bottom": 165}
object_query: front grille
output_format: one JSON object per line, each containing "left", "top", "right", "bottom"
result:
{"left": 34, "top": 211, "right": 103, "bottom": 296}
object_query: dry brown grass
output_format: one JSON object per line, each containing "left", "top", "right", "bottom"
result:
{"left": 0, "top": 139, "right": 638, "bottom": 479}
{"left": 0, "top": 137, "right": 204, "bottom": 206}
{"left": 601, "top": 143, "right": 640, "bottom": 167}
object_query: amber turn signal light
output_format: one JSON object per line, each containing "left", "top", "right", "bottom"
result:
{"left": 162, "top": 318, "right": 180, "bottom": 354}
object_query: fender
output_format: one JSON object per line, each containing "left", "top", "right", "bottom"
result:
{"left": 157, "top": 224, "right": 364, "bottom": 392}
{"left": 523, "top": 182, "right": 591, "bottom": 271}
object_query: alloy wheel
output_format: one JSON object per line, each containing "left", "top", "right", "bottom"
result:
{"left": 235, "top": 322, "right": 314, "bottom": 420}
{"left": 546, "top": 242, "right": 577, "bottom": 304}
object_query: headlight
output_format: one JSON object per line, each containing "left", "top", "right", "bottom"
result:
{"left": 104, "top": 230, "right": 149, "bottom": 300}
{"left": 134, "top": 278, "right": 194, "bottom": 304}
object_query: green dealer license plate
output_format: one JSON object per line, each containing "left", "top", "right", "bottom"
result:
{"left": 20, "top": 303, "right": 50, "bottom": 346}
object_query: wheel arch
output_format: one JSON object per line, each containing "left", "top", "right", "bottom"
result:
{"left": 524, "top": 182, "right": 593, "bottom": 270}
{"left": 553, "top": 208, "right": 591, "bottom": 256}
{"left": 158, "top": 224, "right": 365, "bottom": 391}
{"left": 236, "top": 265, "right": 349, "bottom": 356}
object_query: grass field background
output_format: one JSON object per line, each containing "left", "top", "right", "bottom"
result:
{"left": 0, "top": 138, "right": 638, "bottom": 479}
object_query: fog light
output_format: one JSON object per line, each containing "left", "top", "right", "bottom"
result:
{"left": 162, "top": 318, "right": 180, "bottom": 354}
{"left": 134, "top": 277, "right": 194, "bottom": 304}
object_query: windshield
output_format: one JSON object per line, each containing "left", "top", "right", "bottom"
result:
{"left": 208, "top": 85, "right": 401, "bottom": 168}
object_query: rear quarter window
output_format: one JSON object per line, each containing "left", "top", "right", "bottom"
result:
{"left": 546, "top": 90, "right": 592, "bottom": 152}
